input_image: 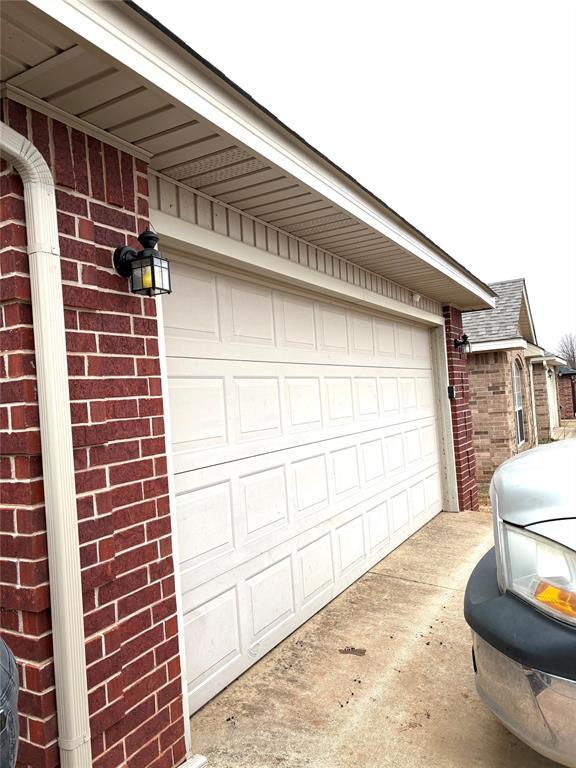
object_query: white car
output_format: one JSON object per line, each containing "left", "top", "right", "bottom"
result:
{"left": 465, "top": 440, "right": 576, "bottom": 767}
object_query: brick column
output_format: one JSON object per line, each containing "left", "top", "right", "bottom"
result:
{"left": 532, "top": 364, "right": 551, "bottom": 442}
{"left": 442, "top": 306, "right": 479, "bottom": 510}
{"left": 1, "top": 99, "right": 187, "bottom": 768}
{"left": 558, "top": 375, "right": 576, "bottom": 419}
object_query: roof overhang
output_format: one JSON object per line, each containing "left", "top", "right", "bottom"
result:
{"left": 531, "top": 355, "right": 567, "bottom": 367}
{"left": 470, "top": 338, "right": 527, "bottom": 353}
{"left": 2, "top": 0, "right": 495, "bottom": 311}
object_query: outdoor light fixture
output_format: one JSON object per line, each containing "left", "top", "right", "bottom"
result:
{"left": 454, "top": 334, "right": 472, "bottom": 354}
{"left": 113, "top": 229, "right": 171, "bottom": 296}
{"left": 547, "top": 368, "right": 554, "bottom": 379}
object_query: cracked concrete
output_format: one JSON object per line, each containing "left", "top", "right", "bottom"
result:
{"left": 189, "top": 510, "right": 558, "bottom": 767}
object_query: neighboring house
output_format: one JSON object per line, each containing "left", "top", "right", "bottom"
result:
{"left": 558, "top": 365, "right": 576, "bottom": 419}
{"left": 462, "top": 279, "right": 563, "bottom": 485}
{"left": 0, "top": 3, "right": 496, "bottom": 767}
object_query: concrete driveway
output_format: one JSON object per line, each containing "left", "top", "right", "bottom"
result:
{"left": 190, "top": 510, "right": 559, "bottom": 768}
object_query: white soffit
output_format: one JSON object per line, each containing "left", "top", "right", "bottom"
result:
{"left": 4, "top": 0, "right": 495, "bottom": 310}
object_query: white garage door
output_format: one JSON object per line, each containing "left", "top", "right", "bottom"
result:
{"left": 163, "top": 258, "right": 443, "bottom": 713}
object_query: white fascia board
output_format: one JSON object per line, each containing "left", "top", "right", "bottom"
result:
{"left": 151, "top": 208, "right": 443, "bottom": 327}
{"left": 521, "top": 284, "right": 538, "bottom": 345}
{"left": 470, "top": 338, "right": 527, "bottom": 353}
{"left": 30, "top": 0, "right": 494, "bottom": 311}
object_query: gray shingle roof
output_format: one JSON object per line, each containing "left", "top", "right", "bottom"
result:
{"left": 462, "top": 279, "right": 535, "bottom": 344}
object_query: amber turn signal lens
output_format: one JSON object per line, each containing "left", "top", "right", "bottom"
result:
{"left": 535, "top": 581, "right": 576, "bottom": 618}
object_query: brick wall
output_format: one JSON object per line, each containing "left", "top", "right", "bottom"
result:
{"left": 1, "top": 99, "right": 187, "bottom": 768}
{"left": 442, "top": 306, "right": 478, "bottom": 510}
{"left": 558, "top": 375, "right": 576, "bottom": 419}
{"left": 468, "top": 350, "right": 535, "bottom": 485}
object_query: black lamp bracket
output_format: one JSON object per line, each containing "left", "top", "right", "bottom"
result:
{"left": 113, "top": 245, "right": 138, "bottom": 278}
{"left": 113, "top": 230, "right": 160, "bottom": 278}
{"left": 454, "top": 333, "right": 470, "bottom": 350}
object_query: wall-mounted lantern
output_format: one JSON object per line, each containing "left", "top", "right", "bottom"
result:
{"left": 113, "top": 229, "right": 172, "bottom": 296}
{"left": 454, "top": 334, "right": 472, "bottom": 354}
{"left": 547, "top": 367, "right": 554, "bottom": 379}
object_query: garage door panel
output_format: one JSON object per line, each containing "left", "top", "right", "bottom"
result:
{"left": 164, "top": 261, "right": 442, "bottom": 714}
{"left": 176, "top": 480, "right": 234, "bottom": 570}
{"left": 169, "top": 377, "right": 227, "bottom": 452}
{"left": 168, "top": 359, "right": 437, "bottom": 475}
{"left": 298, "top": 533, "right": 334, "bottom": 605}
{"left": 163, "top": 263, "right": 431, "bottom": 368}
{"left": 176, "top": 427, "right": 439, "bottom": 597}
{"left": 335, "top": 515, "right": 366, "bottom": 575}
{"left": 234, "top": 377, "right": 282, "bottom": 441}
{"left": 163, "top": 262, "right": 221, "bottom": 343}
{"left": 349, "top": 312, "right": 375, "bottom": 356}
{"left": 275, "top": 293, "right": 317, "bottom": 350}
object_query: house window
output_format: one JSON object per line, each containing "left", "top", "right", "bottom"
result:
{"left": 513, "top": 360, "right": 525, "bottom": 445}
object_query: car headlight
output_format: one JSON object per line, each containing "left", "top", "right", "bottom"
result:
{"left": 499, "top": 522, "right": 576, "bottom": 626}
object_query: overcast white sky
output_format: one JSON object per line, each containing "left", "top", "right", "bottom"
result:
{"left": 140, "top": 0, "right": 575, "bottom": 352}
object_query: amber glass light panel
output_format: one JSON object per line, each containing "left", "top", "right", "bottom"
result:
{"left": 130, "top": 252, "right": 171, "bottom": 296}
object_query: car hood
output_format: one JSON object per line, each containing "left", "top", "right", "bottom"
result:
{"left": 491, "top": 439, "right": 576, "bottom": 527}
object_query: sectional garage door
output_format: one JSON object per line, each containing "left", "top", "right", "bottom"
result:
{"left": 162, "top": 257, "right": 443, "bottom": 713}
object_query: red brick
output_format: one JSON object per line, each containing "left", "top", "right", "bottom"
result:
{"left": 1, "top": 378, "right": 37, "bottom": 403}
{"left": 118, "top": 582, "right": 161, "bottom": 620}
{"left": 88, "top": 356, "right": 135, "bottom": 377}
{"left": 89, "top": 440, "right": 140, "bottom": 467}
{"left": 120, "top": 153, "right": 136, "bottom": 212}
{"left": 113, "top": 499, "right": 156, "bottom": 530}
{"left": 84, "top": 604, "right": 116, "bottom": 638}
{"left": 57, "top": 211, "right": 75, "bottom": 236}
{"left": 52, "top": 120, "right": 75, "bottom": 189}
{"left": 71, "top": 128, "right": 89, "bottom": 195}
{"left": 0, "top": 222, "right": 27, "bottom": 248}
{"left": 0, "top": 274, "right": 31, "bottom": 302}
{"left": 116, "top": 541, "right": 158, "bottom": 575}
{"left": 69, "top": 378, "right": 148, "bottom": 402}
{"left": 0, "top": 195, "right": 25, "bottom": 221}
{"left": 90, "top": 202, "right": 136, "bottom": 231}
{"left": 141, "top": 436, "right": 165, "bottom": 457}
{"left": 56, "top": 189, "right": 88, "bottom": 216}
{"left": 11, "top": 404, "right": 40, "bottom": 430}
{"left": 0, "top": 429, "right": 41, "bottom": 454}
{"left": 5, "top": 99, "right": 28, "bottom": 136}
{"left": 109, "top": 459, "right": 153, "bottom": 486}
{"left": 30, "top": 109, "right": 51, "bottom": 167}
{"left": 1, "top": 248, "right": 29, "bottom": 274}
{"left": 98, "top": 334, "right": 145, "bottom": 356}
{"left": 78, "top": 312, "right": 131, "bottom": 334}
{"left": 78, "top": 218, "right": 95, "bottom": 241}
{"left": 88, "top": 136, "right": 105, "bottom": 201}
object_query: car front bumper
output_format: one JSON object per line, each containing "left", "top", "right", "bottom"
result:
{"left": 466, "top": 549, "right": 576, "bottom": 768}
{"left": 472, "top": 631, "right": 576, "bottom": 767}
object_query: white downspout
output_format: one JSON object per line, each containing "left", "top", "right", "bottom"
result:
{"left": 0, "top": 122, "right": 92, "bottom": 766}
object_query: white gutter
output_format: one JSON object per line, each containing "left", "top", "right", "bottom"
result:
{"left": 0, "top": 122, "right": 92, "bottom": 766}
